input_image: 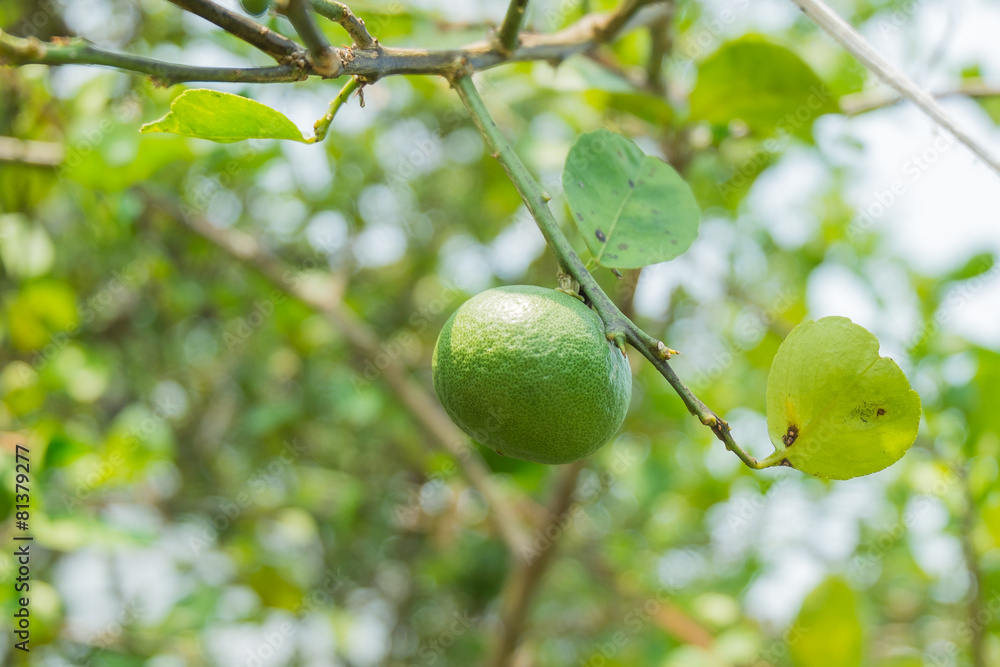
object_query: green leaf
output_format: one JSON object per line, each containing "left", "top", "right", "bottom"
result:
{"left": 689, "top": 35, "right": 837, "bottom": 138}
{"left": 943, "top": 252, "right": 995, "bottom": 283}
{"left": 582, "top": 90, "right": 674, "bottom": 126}
{"left": 790, "top": 577, "right": 863, "bottom": 667}
{"left": 140, "top": 89, "right": 308, "bottom": 143}
{"left": 562, "top": 129, "right": 700, "bottom": 269}
{"left": 763, "top": 316, "right": 921, "bottom": 479}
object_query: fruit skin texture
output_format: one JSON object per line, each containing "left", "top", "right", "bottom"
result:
{"left": 432, "top": 285, "right": 632, "bottom": 464}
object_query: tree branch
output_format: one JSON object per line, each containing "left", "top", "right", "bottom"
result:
{"left": 0, "top": 29, "right": 305, "bottom": 84}
{"left": 645, "top": 3, "right": 675, "bottom": 94}
{"left": 166, "top": 0, "right": 305, "bottom": 61}
{"left": 451, "top": 73, "right": 765, "bottom": 471}
{"left": 789, "top": 0, "right": 1000, "bottom": 178}
{"left": 489, "top": 460, "right": 584, "bottom": 667}
{"left": 840, "top": 80, "right": 1000, "bottom": 115}
{"left": 275, "top": 0, "right": 341, "bottom": 76}
{"left": 497, "top": 0, "right": 530, "bottom": 54}
{"left": 141, "top": 191, "right": 536, "bottom": 559}
{"left": 0, "top": 136, "right": 64, "bottom": 166}
{"left": 308, "top": 0, "right": 376, "bottom": 49}
{"left": 1, "top": 3, "right": 672, "bottom": 84}
{"left": 596, "top": 0, "right": 657, "bottom": 42}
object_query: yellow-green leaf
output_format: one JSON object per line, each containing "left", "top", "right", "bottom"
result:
{"left": 763, "top": 316, "right": 921, "bottom": 479}
{"left": 141, "top": 89, "right": 307, "bottom": 143}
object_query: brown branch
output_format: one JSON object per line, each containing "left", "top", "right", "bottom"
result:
{"left": 141, "top": 191, "right": 535, "bottom": 559}
{"left": 1, "top": 3, "right": 672, "bottom": 84}
{"left": 645, "top": 2, "right": 675, "bottom": 94}
{"left": 166, "top": 0, "right": 305, "bottom": 61}
{"left": 0, "top": 136, "right": 64, "bottom": 166}
{"left": 841, "top": 80, "right": 1000, "bottom": 115}
{"left": 596, "top": 0, "right": 657, "bottom": 41}
{"left": 488, "top": 460, "right": 584, "bottom": 667}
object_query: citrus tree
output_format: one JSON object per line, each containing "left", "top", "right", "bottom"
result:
{"left": 1, "top": 0, "right": 999, "bottom": 665}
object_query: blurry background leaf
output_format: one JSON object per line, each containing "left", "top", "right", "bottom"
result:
{"left": 790, "top": 577, "right": 863, "bottom": 667}
{"left": 689, "top": 35, "right": 837, "bottom": 138}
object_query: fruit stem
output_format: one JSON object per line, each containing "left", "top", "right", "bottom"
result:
{"left": 451, "top": 72, "right": 766, "bottom": 472}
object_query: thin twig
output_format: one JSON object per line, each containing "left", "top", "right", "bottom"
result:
{"left": 596, "top": 0, "right": 656, "bottom": 41}
{"left": 167, "top": 0, "right": 305, "bottom": 61}
{"left": 311, "top": 77, "right": 360, "bottom": 142}
{"left": 489, "top": 460, "right": 584, "bottom": 667}
{"left": 497, "top": 0, "right": 530, "bottom": 54}
{"left": 308, "top": 0, "right": 376, "bottom": 49}
{"left": 275, "top": 0, "right": 341, "bottom": 76}
{"left": 142, "top": 191, "right": 536, "bottom": 558}
{"left": 840, "top": 80, "right": 1000, "bottom": 115}
{"left": 451, "top": 73, "right": 765, "bottom": 471}
{"left": 789, "top": 0, "right": 1000, "bottom": 177}
{"left": 1, "top": 4, "right": 671, "bottom": 84}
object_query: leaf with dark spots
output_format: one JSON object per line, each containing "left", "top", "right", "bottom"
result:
{"left": 563, "top": 129, "right": 700, "bottom": 269}
{"left": 762, "top": 316, "right": 921, "bottom": 480}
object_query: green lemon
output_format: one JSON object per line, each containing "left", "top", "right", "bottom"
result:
{"left": 240, "top": 0, "right": 270, "bottom": 16}
{"left": 432, "top": 285, "right": 632, "bottom": 464}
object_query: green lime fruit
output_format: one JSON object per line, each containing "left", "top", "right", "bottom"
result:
{"left": 240, "top": 0, "right": 270, "bottom": 16}
{"left": 432, "top": 285, "right": 632, "bottom": 464}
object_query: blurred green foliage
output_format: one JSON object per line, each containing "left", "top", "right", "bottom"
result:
{"left": 1, "top": 0, "right": 999, "bottom": 665}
